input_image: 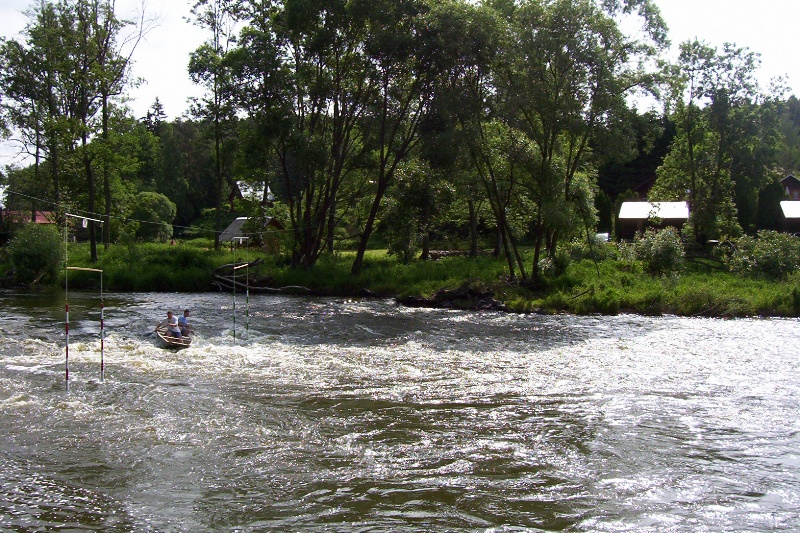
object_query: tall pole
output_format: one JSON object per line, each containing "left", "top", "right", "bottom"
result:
{"left": 241, "top": 237, "right": 250, "bottom": 335}
{"left": 232, "top": 239, "right": 236, "bottom": 343}
{"left": 232, "top": 236, "right": 250, "bottom": 341}
{"left": 100, "top": 272, "right": 104, "bottom": 382}
{"left": 63, "top": 214, "right": 104, "bottom": 390}
{"left": 64, "top": 218, "right": 69, "bottom": 392}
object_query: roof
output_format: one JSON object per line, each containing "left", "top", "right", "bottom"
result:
{"left": 219, "top": 216, "right": 283, "bottom": 241}
{"left": 780, "top": 201, "right": 800, "bottom": 219}
{"left": 781, "top": 175, "right": 800, "bottom": 187}
{"left": 618, "top": 201, "right": 689, "bottom": 220}
{"left": 1, "top": 210, "right": 57, "bottom": 224}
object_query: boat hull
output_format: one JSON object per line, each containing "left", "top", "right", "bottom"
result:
{"left": 155, "top": 327, "right": 192, "bottom": 348}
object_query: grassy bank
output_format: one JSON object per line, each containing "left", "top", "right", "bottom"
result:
{"left": 52, "top": 239, "right": 800, "bottom": 317}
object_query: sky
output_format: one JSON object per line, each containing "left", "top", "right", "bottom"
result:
{"left": 0, "top": 0, "right": 798, "bottom": 125}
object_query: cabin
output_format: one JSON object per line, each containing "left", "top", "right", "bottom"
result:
{"left": 219, "top": 216, "right": 284, "bottom": 254}
{"left": 617, "top": 201, "right": 689, "bottom": 240}
{"left": 0, "top": 209, "right": 58, "bottom": 244}
{"left": 0, "top": 209, "right": 57, "bottom": 225}
{"left": 781, "top": 175, "right": 800, "bottom": 201}
{"left": 779, "top": 201, "right": 800, "bottom": 234}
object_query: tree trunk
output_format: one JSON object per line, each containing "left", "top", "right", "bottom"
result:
{"left": 469, "top": 199, "right": 479, "bottom": 257}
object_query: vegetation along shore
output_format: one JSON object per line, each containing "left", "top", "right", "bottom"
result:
{"left": 2, "top": 1, "right": 800, "bottom": 319}
{"left": 2, "top": 227, "right": 800, "bottom": 319}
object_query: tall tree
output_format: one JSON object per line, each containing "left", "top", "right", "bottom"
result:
{"left": 487, "top": 0, "right": 666, "bottom": 281}
{"left": 351, "top": 0, "right": 485, "bottom": 275}
{"left": 72, "top": 0, "right": 139, "bottom": 260}
{"left": 2, "top": 0, "right": 141, "bottom": 262}
{"left": 0, "top": 1, "right": 75, "bottom": 212}
{"left": 652, "top": 40, "right": 781, "bottom": 241}
{"left": 229, "top": 0, "right": 374, "bottom": 268}
{"left": 189, "top": 0, "right": 239, "bottom": 250}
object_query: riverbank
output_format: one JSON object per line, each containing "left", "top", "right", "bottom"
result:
{"left": 14, "top": 239, "right": 800, "bottom": 318}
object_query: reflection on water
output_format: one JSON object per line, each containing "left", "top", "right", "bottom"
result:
{"left": 0, "top": 290, "right": 799, "bottom": 532}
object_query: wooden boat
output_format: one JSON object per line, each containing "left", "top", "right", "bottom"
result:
{"left": 155, "top": 326, "right": 193, "bottom": 348}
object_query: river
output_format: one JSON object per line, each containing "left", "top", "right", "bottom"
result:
{"left": 0, "top": 290, "right": 798, "bottom": 532}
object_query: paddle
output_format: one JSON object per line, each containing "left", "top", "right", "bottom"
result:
{"left": 147, "top": 325, "right": 166, "bottom": 337}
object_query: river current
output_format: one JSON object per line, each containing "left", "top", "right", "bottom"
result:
{"left": 0, "top": 290, "right": 798, "bottom": 532}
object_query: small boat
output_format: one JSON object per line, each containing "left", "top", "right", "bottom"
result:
{"left": 155, "top": 326, "right": 193, "bottom": 348}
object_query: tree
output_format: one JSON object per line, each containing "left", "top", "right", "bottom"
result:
{"left": 7, "top": 223, "right": 63, "bottom": 285}
{"left": 775, "top": 96, "right": 800, "bottom": 177}
{"left": 652, "top": 40, "right": 781, "bottom": 241}
{"left": 351, "top": 0, "right": 492, "bottom": 275}
{"left": 0, "top": 1, "right": 74, "bottom": 212}
{"left": 189, "top": 0, "right": 239, "bottom": 250}
{"left": 487, "top": 0, "right": 666, "bottom": 281}
{"left": 225, "top": 0, "right": 374, "bottom": 269}
{"left": 1, "top": 0, "right": 143, "bottom": 262}
{"left": 130, "top": 191, "right": 177, "bottom": 242}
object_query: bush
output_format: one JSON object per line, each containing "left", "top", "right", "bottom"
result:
{"left": 539, "top": 248, "right": 571, "bottom": 278}
{"left": 7, "top": 224, "right": 63, "bottom": 285}
{"left": 131, "top": 192, "right": 177, "bottom": 242}
{"left": 726, "top": 231, "right": 800, "bottom": 279}
{"left": 566, "top": 237, "right": 619, "bottom": 262}
{"left": 632, "top": 227, "right": 684, "bottom": 274}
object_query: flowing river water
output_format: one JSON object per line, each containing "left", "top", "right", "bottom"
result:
{"left": 0, "top": 290, "right": 799, "bottom": 532}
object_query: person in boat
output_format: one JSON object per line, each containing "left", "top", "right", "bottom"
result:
{"left": 157, "top": 311, "right": 182, "bottom": 338}
{"left": 178, "top": 309, "right": 193, "bottom": 336}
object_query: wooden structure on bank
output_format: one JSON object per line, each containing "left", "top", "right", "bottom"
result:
{"left": 212, "top": 259, "right": 309, "bottom": 294}
{"left": 219, "top": 217, "right": 283, "bottom": 254}
{"left": 617, "top": 201, "right": 689, "bottom": 240}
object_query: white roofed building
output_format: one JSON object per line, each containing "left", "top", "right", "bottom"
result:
{"left": 617, "top": 201, "right": 689, "bottom": 240}
{"left": 780, "top": 201, "right": 800, "bottom": 233}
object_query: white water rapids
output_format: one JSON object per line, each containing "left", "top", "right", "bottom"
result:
{"left": 0, "top": 290, "right": 799, "bottom": 532}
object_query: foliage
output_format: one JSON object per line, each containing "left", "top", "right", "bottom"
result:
{"left": 632, "top": 227, "right": 685, "bottom": 274}
{"left": 130, "top": 192, "right": 177, "bottom": 242}
{"left": 7, "top": 224, "right": 63, "bottom": 285}
{"left": 0, "top": 0, "right": 795, "bottom": 289}
{"left": 653, "top": 40, "right": 780, "bottom": 242}
{"left": 725, "top": 230, "right": 800, "bottom": 279}
{"left": 567, "top": 238, "right": 619, "bottom": 262}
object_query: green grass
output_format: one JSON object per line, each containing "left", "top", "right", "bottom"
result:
{"left": 42, "top": 240, "right": 800, "bottom": 317}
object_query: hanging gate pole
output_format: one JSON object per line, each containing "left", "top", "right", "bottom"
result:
{"left": 232, "top": 237, "right": 250, "bottom": 342}
{"left": 64, "top": 213, "right": 104, "bottom": 390}
{"left": 64, "top": 220, "right": 70, "bottom": 391}
{"left": 232, "top": 240, "right": 236, "bottom": 343}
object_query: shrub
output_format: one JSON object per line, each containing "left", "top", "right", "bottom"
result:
{"left": 570, "top": 285, "right": 621, "bottom": 315}
{"left": 539, "top": 248, "right": 571, "bottom": 277}
{"left": 632, "top": 227, "right": 685, "bottom": 274}
{"left": 726, "top": 231, "right": 800, "bottom": 279}
{"left": 131, "top": 192, "right": 177, "bottom": 242}
{"left": 566, "top": 237, "right": 619, "bottom": 262}
{"left": 7, "top": 224, "right": 63, "bottom": 285}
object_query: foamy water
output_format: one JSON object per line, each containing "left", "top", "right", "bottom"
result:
{"left": 1, "top": 291, "right": 799, "bottom": 531}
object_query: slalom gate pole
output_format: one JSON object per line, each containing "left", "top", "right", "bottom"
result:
{"left": 232, "top": 237, "right": 251, "bottom": 342}
{"left": 232, "top": 239, "right": 236, "bottom": 343}
{"left": 246, "top": 258, "right": 250, "bottom": 335}
{"left": 100, "top": 271, "right": 104, "bottom": 382}
{"left": 65, "top": 302, "right": 70, "bottom": 392}
{"left": 243, "top": 237, "right": 250, "bottom": 335}
{"left": 64, "top": 218, "right": 70, "bottom": 392}
{"left": 63, "top": 213, "right": 104, "bottom": 390}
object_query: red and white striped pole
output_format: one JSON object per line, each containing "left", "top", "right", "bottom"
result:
{"left": 100, "top": 298, "right": 105, "bottom": 382}
{"left": 65, "top": 302, "right": 70, "bottom": 392}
